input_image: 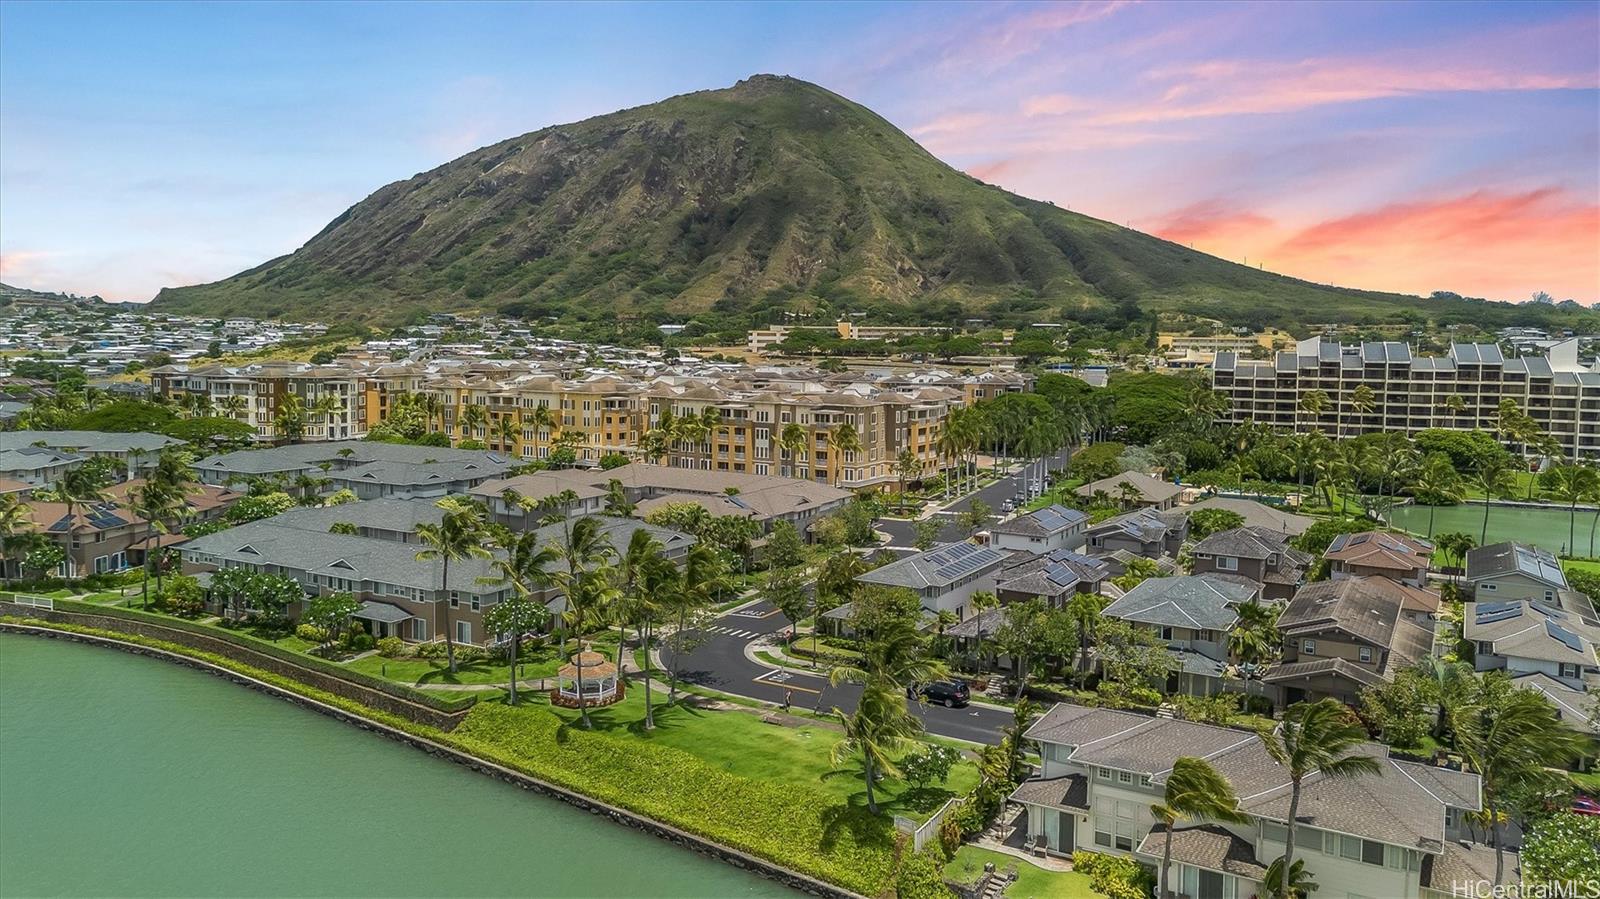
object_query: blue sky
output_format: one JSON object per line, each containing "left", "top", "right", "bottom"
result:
{"left": 2, "top": 1, "right": 1596, "bottom": 303}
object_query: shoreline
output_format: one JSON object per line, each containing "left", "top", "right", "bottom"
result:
{"left": 0, "top": 621, "right": 857, "bottom": 899}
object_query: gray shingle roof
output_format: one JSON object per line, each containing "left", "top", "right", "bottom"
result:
{"left": 1075, "top": 470, "right": 1183, "bottom": 504}
{"left": 1102, "top": 574, "right": 1259, "bottom": 630}
{"left": 1465, "top": 541, "right": 1567, "bottom": 589}
{"left": 0, "top": 430, "right": 183, "bottom": 454}
{"left": 990, "top": 504, "right": 1088, "bottom": 538}
{"left": 1186, "top": 497, "right": 1313, "bottom": 536}
{"left": 1135, "top": 825, "right": 1266, "bottom": 879}
{"left": 856, "top": 541, "right": 1010, "bottom": 590}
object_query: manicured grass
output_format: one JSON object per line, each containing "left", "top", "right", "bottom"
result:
{"left": 534, "top": 690, "right": 979, "bottom": 823}
{"left": 1563, "top": 558, "right": 1600, "bottom": 576}
{"left": 944, "top": 846, "right": 1099, "bottom": 899}
{"left": 346, "top": 652, "right": 561, "bottom": 686}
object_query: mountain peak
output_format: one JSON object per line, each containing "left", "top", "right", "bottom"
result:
{"left": 152, "top": 76, "right": 1419, "bottom": 327}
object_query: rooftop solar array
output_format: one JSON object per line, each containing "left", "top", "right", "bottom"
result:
{"left": 1475, "top": 601, "right": 1523, "bottom": 625}
{"left": 1546, "top": 620, "right": 1585, "bottom": 654}
{"left": 928, "top": 541, "right": 1004, "bottom": 582}
{"left": 1031, "top": 505, "right": 1086, "bottom": 532}
{"left": 1513, "top": 545, "right": 1567, "bottom": 586}
{"left": 1529, "top": 600, "right": 1568, "bottom": 621}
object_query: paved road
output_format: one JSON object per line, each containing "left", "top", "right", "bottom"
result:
{"left": 877, "top": 449, "right": 1074, "bottom": 549}
{"left": 662, "top": 598, "right": 1013, "bottom": 745}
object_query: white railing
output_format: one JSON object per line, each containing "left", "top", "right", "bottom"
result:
{"left": 5, "top": 593, "right": 55, "bottom": 611}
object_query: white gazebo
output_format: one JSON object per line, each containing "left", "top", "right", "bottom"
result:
{"left": 552, "top": 650, "right": 621, "bottom": 708}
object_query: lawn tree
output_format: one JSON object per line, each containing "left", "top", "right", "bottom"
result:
{"left": 994, "top": 598, "right": 1048, "bottom": 699}
{"left": 305, "top": 591, "right": 362, "bottom": 645}
{"left": 956, "top": 498, "right": 991, "bottom": 537}
{"left": 1152, "top": 757, "right": 1252, "bottom": 899}
{"left": 1258, "top": 699, "right": 1380, "bottom": 899}
{"left": 481, "top": 591, "right": 548, "bottom": 704}
{"left": 829, "top": 614, "right": 945, "bottom": 814}
{"left": 912, "top": 518, "right": 942, "bottom": 552}
{"left": 763, "top": 565, "right": 810, "bottom": 637}
{"left": 633, "top": 546, "right": 678, "bottom": 729}
{"left": 414, "top": 497, "right": 491, "bottom": 673}
{"left": 666, "top": 542, "right": 727, "bottom": 703}
{"left": 1471, "top": 448, "right": 1518, "bottom": 544}
{"left": 549, "top": 515, "right": 619, "bottom": 729}
{"left": 762, "top": 520, "right": 805, "bottom": 572}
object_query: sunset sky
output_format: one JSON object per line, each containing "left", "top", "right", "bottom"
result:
{"left": 2, "top": 0, "right": 1596, "bottom": 303}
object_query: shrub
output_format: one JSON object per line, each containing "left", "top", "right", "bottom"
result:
{"left": 295, "top": 623, "right": 330, "bottom": 644}
{"left": 376, "top": 637, "right": 407, "bottom": 658}
{"left": 1241, "top": 693, "right": 1275, "bottom": 717}
{"left": 1072, "top": 851, "right": 1151, "bottom": 899}
{"left": 1094, "top": 680, "right": 1162, "bottom": 710}
{"left": 1171, "top": 692, "right": 1240, "bottom": 725}
{"left": 894, "top": 848, "right": 950, "bottom": 899}
{"left": 901, "top": 744, "right": 963, "bottom": 787}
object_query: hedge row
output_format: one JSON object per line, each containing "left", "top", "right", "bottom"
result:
{"left": 45, "top": 600, "right": 476, "bottom": 715}
{"left": 452, "top": 703, "right": 898, "bottom": 896}
{"left": 6, "top": 618, "right": 893, "bottom": 897}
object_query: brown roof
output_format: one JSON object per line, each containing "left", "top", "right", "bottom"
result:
{"left": 1135, "top": 824, "right": 1266, "bottom": 879}
{"left": 1278, "top": 576, "right": 1410, "bottom": 645}
{"left": 1324, "top": 531, "right": 1431, "bottom": 571}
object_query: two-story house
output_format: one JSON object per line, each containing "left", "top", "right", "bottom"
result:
{"left": 1462, "top": 599, "right": 1600, "bottom": 691}
{"left": 1465, "top": 542, "right": 1571, "bottom": 604}
{"left": 1264, "top": 577, "right": 1436, "bottom": 706}
{"left": 1189, "top": 527, "right": 1311, "bottom": 601}
{"left": 852, "top": 541, "right": 1011, "bottom": 620}
{"left": 993, "top": 548, "right": 1110, "bottom": 606}
{"left": 1101, "top": 574, "right": 1262, "bottom": 696}
{"left": 1324, "top": 531, "right": 1432, "bottom": 586}
{"left": 16, "top": 480, "right": 240, "bottom": 578}
{"left": 1011, "top": 704, "right": 1498, "bottom": 899}
{"left": 989, "top": 505, "right": 1089, "bottom": 554}
{"left": 1085, "top": 507, "right": 1189, "bottom": 560}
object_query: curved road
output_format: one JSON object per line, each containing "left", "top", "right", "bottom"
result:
{"left": 663, "top": 598, "right": 1013, "bottom": 745}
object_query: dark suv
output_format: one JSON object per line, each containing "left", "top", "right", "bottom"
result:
{"left": 916, "top": 680, "right": 971, "bottom": 708}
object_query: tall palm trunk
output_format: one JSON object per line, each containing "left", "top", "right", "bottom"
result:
{"left": 642, "top": 620, "right": 655, "bottom": 730}
{"left": 1428, "top": 503, "right": 1437, "bottom": 539}
{"left": 140, "top": 523, "right": 155, "bottom": 608}
{"left": 1279, "top": 783, "right": 1302, "bottom": 899}
{"left": 863, "top": 754, "right": 878, "bottom": 814}
{"left": 1589, "top": 507, "right": 1598, "bottom": 558}
{"left": 506, "top": 632, "right": 519, "bottom": 704}
{"left": 669, "top": 605, "right": 685, "bottom": 702}
{"left": 1160, "top": 828, "right": 1176, "bottom": 899}
{"left": 442, "top": 557, "right": 457, "bottom": 673}
{"left": 1481, "top": 498, "right": 1492, "bottom": 545}
{"left": 1489, "top": 799, "right": 1505, "bottom": 885}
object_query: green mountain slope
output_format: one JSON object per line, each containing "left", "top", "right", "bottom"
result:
{"left": 151, "top": 75, "right": 1590, "bottom": 330}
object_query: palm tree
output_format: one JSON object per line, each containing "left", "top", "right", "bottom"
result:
{"left": 1544, "top": 462, "right": 1600, "bottom": 555}
{"left": 528, "top": 405, "right": 559, "bottom": 456}
{"left": 491, "top": 415, "right": 518, "bottom": 455}
{"left": 830, "top": 614, "right": 947, "bottom": 696}
{"left": 1346, "top": 384, "right": 1376, "bottom": 438}
{"left": 58, "top": 465, "right": 112, "bottom": 572}
{"left": 548, "top": 515, "right": 618, "bottom": 728}
{"left": 0, "top": 493, "right": 30, "bottom": 582}
{"left": 1152, "top": 757, "right": 1251, "bottom": 899}
{"left": 666, "top": 542, "right": 727, "bottom": 702}
{"left": 779, "top": 423, "right": 807, "bottom": 479}
{"left": 414, "top": 498, "right": 491, "bottom": 673}
{"left": 1258, "top": 699, "right": 1380, "bottom": 899}
{"left": 1417, "top": 656, "right": 1472, "bottom": 743}
{"left": 830, "top": 681, "right": 922, "bottom": 814}
{"left": 1410, "top": 453, "right": 1464, "bottom": 537}
{"left": 130, "top": 478, "right": 182, "bottom": 607}
{"left": 460, "top": 402, "right": 488, "bottom": 443}
{"left": 1066, "top": 592, "right": 1103, "bottom": 677}
{"left": 1228, "top": 598, "right": 1280, "bottom": 697}
{"left": 217, "top": 395, "right": 248, "bottom": 420}
{"left": 1472, "top": 452, "right": 1518, "bottom": 544}
{"left": 831, "top": 420, "right": 862, "bottom": 487}
{"left": 631, "top": 544, "right": 677, "bottom": 729}
{"left": 1452, "top": 673, "right": 1590, "bottom": 883}
{"left": 1297, "top": 389, "right": 1328, "bottom": 433}
{"left": 615, "top": 528, "right": 665, "bottom": 670}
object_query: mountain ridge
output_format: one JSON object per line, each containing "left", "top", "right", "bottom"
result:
{"left": 151, "top": 75, "right": 1595, "bottom": 332}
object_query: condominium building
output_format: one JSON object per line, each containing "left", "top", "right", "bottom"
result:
{"left": 1212, "top": 337, "right": 1600, "bottom": 459}
{"left": 151, "top": 361, "right": 366, "bottom": 443}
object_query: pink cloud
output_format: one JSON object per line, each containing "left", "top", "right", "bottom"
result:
{"left": 935, "top": 0, "right": 1131, "bottom": 72}
{"left": 1150, "top": 200, "right": 1275, "bottom": 246}
{"left": 1020, "top": 93, "right": 1091, "bottom": 117}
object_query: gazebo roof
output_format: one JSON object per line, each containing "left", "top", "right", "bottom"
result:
{"left": 558, "top": 651, "right": 617, "bottom": 680}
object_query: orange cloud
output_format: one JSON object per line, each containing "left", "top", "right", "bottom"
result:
{"left": 1269, "top": 189, "right": 1600, "bottom": 301}
{"left": 1150, "top": 200, "right": 1275, "bottom": 246}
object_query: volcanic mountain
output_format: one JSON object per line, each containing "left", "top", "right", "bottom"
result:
{"left": 152, "top": 75, "right": 1488, "bottom": 327}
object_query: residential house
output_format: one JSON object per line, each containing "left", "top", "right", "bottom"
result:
{"left": 1264, "top": 577, "right": 1436, "bottom": 706}
{"left": 1100, "top": 574, "right": 1261, "bottom": 696}
{"left": 1462, "top": 599, "right": 1600, "bottom": 691}
{"left": 1325, "top": 531, "right": 1433, "bottom": 586}
{"left": 330, "top": 459, "right": 510, "bottom": 501}
{"left": 1075, "top": 470, "right": 1183, "bottom": 510}
{"left": 853, "top": 541, "right": 1011, "bottom": 620}
{"left": 1189, "top": 527, "right": 1311, "bottom": 601}
{"left": 1184, "top": 496, "right": 1313, "bottom": 537}
{"left": 1464, "top": 542, "right": 1570, "bottom": 603}
{"left": 0, "top": 430, "right": 183, "bottom": 479}
{"left": 15, "top": 479, "right": 240, "bottom": 578}
{"left": 0, "top": 446, "right": 82, "bottom": 487}
{"left": 193, "top": 441, "right": 513, "bottom": 493}
{"left": 989, "top": 504, "right": 1089, "bottom": 553}
{"left": 1084, "top": 507, "right": 1188, "bottom": 560}
{"left": 993, "top": 548, "right": 1109, "bottom": 607}
{"left": 1011, "top": 703, "right": 1496, "bottom": 899}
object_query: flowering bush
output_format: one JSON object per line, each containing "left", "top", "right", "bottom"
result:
{"left": 1521, "top": 811, "right": 1600, "bottom": 889}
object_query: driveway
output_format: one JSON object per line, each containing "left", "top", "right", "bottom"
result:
{"left": 661, "top": 598, "right": 1014, "bottom": 745}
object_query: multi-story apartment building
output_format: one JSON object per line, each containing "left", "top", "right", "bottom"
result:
{"left": 1213, "top": 337, "right": 1600, "bottom": 459}
{"left": 151, "top": 361, "right": 366, "bottom": 443}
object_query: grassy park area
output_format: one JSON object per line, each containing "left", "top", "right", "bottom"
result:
{"left": 943, "top": 846, "right": 1097, "bottom": 898}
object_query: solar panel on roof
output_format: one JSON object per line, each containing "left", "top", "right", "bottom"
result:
{"left": 1530, "top": 600, "right": 1567, "bottom": 620}
{"left": 1475, "top": 604, "right": 1524, "bottom": 625}
{"left": 1546, "top": 621, "right": 1585, "bottom": 653}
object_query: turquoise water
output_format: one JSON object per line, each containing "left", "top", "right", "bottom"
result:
{"left": 1388, "top": 502, "right": 1600, "bottom": 556}
{"left": 0, "top": 634, "right": 792, "bottom": 898}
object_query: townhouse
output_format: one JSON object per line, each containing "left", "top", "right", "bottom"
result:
{"left": 1100, "top": 575, "right": 1264, "bottom": 697}
{"left": 0, "top": 431, "right": 182, "bottom": 479}
{"left": 15, "top": 479, "right": 240, "bottom": 578}
{"left": 1189, "top": 526, "right": 1311, "bottom": 601}
{"left": 851, "top": 541, "right": 1012, "bottom": 620}
{"left": 1012, "top": 704, "right": 1496, "bottom": 899}
{"left": 1075, "top": 470, "right": 1183, "bottom": 511}
{"left": 1084, "top": 507, "right": 1189, "bottom": 559}
{"left": 989, "top": 504, "right": 1089, "bottom": 554}
{"left": 1264, "top": 577, "right": 1437, "bottom": 706}
{"left": 1184, "top": 496, "right": 1314, "bottom": 536}
{"left": 1463, "top": 541, "right": 1571, "bottom": 603}
{"left": 1462, "top": 598, "right": 1600, "bottom": 691}
{"left": 993, "top": 548, "right": 1110, "bottom": 606}
{"left": 1213, "top": 336, "right": 1600, "bottom": 460}
{"left": 192, "top": 441, "right": 514, "bottom": 493}
{"left": 0, "top": 446, "right": 82, "bottom": 487}
{"left": 1325, "top": 531, "right": 1433, "bottom": 586}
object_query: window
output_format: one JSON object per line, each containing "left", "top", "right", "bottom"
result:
{"left": 1216, "top": 556, "right": 1239, "bottom": 571}
{"left": 470, "top": 596, "right": 481, "bottom": 612}
{"left": 1362, "top": 839, "right": 1385, "bottom": 866}
{"left": 1560, "top": 663, "right": 1580, "bottom": 679}
{"left": 1359, "top": 646, "right": 1372, "bottom": 663}
{"left": 1097, "top": 767, "right": 1112, "bottom": 781}
{"left": 1159, "top": 626, "right": 1174, "bottom": 641}
{"left": 1118, "top": 771, "right": 1133, "bottom": 784}
{"left": 455, "top": 620, "right": 472, "bottom": 644}
{"left": 1303, "top": 639, "right": 1316, "bottom": 655}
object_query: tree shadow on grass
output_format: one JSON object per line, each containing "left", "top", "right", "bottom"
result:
{"left": 415, "top": 658, "right": 502, "bottom": 686}
{"left": 816, "top": 789, "right": 898, "bottom": 855}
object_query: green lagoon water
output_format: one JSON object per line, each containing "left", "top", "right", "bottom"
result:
{"left": 0, "top": 634, "right": 792, "bottom": 898}
{"left": 1388, "top": 502, "right": 1600, "bottom": 556}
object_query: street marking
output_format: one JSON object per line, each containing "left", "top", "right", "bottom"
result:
{"left": 728, "top": 607, "right": 781, "bottom": 620}
{"left": 753, "top": 669, "right": 821, "bottom": 693}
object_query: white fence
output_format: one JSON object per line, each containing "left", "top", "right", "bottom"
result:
{"left": 2, "top": 593, "right": 55, "bottom": 611}
{"left": 896, "top": 797, "right": 959, "bottom": 852}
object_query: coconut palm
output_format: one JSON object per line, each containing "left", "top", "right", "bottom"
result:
{"left": 666, "top": 541, "right": 727, "bottom": 702}
{"left": 630, "top": 543, "right": 677, "bottom": 729}
{"left": 615, "top": 528, "right": 665, "bottom": 669}
{"left": 830, "top": 614, "right": 947, "bottom": 696}
{"left": 217, "top": 395, "right": 249, "bottom": 420}
{"left": 831, "top": 420, "right": 862, "bottom": 487}
{"left": 414, "top": 497, "right": 491, "bottom": 673}
{"left": 1417, "top": 656, "right": 1472, "bottom": 743}
{"left": 527, "top": 404, "right": 559, "bottom": 453}
{"left": 491, "top": 415, "right": 518, "bottom": 455}
{"left": 1297, "top": 389, "right": 1328, "bottom": 433}
{"left": 830, "top": 680, "right": 922, "bottom": 814}
{"left": 273, "top": 392, "right": 306, "bottom": 442}
{"left": 1258, "top": 699, "right": 1381, "bottom": 899}
{"left": 1409, "top": 453, "right": 1464, "bottom": 537}
{"left": 548, "top": 515, "right": 618, "bottom": 728}
{"left": 1543, "top": 462, "right": 1600, "bottom": 556}
{"left": 1152, "top": 757, "right": 1251, "bottom": 899}
{"left": 1472, "top": 452, "right": 1518, "bottom": 544}
{"left": 779, "top": 422, "right": 807, "bottom": 479}
{"left": 476, "top": 525, "right": 560, "bottom": 701}
{"left": 58, "top": 465, "right": 112, "bottom": 567}
{"left": 460, "top": 402, "right": 488, "bottom": 442}
{"left": 1451, "top": 672, "right": 1590, "bottom": 883}
{"left": 0, "top": 493, "right": 31, "bottom": 582}
{"left": 1346, "top": 384, "right": 1376, "bottom": 438}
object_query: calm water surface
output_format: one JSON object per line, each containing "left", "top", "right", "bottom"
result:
{"left": 0, "top": 634, "right": 793, "bottom": 898}
{"left": 1389, "top": 502, "right": 1599, "bottom": 556}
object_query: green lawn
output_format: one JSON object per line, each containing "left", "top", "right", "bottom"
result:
{"left": 536, "top": 690, "right": 978, "bottom": 823}
{"left": 1563, "top": 558, "right": 1600, "bottom": 576}
{"left": 944, "top": 846, "right": 1099, "bottom": 899}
